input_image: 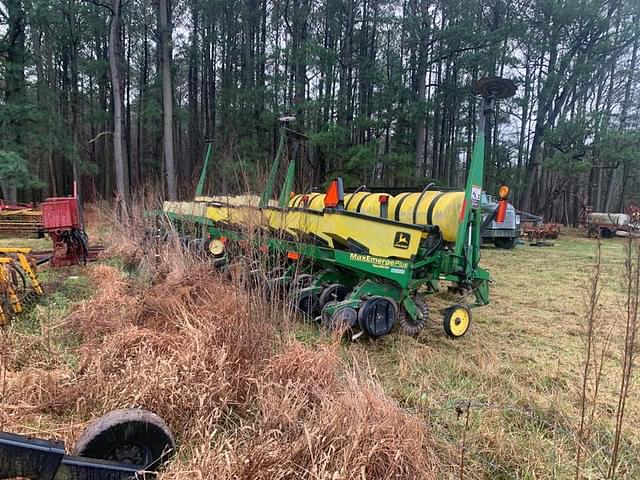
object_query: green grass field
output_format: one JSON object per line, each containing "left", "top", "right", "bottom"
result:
{"left": 351, "top": 234, "right": 638, "bottom": 478}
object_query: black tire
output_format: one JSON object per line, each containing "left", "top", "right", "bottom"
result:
{"left": 358, "top": 296, "right": 397, "bottom": 338}
{"left": 74, "top": 409, "right": 175, "bottom": 469}
{"left": 320, "top": 300, "right": 337, "bottom": 326}
{"left": 494, "top": 237, "right": 516, "bottom": 249}
{"left": 294, "top": 290, "right": 321, "bottom": 319}
{"left": 398, "top": 295, "right": 429, "bottom": 336}
{"left": 319, "top": 283, "right": 350, "bottom": 308}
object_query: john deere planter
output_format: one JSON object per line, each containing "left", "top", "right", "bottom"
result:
{"left": 160, "top": 77, "right": 516, "bottom": 339}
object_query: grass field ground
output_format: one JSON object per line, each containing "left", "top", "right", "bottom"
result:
{"left": 0, "top": 225, "right": 637, "bottom": 479}
{"left": 347, "top": 234, "right": 639, "bottom": 478}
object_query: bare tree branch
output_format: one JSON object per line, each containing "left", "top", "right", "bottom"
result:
{"left": 87, "top": 131, "right": 113, "bottom": 144}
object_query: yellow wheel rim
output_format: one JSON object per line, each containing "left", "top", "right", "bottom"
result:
{"left": 448, "top": 307, "right": 470, "bottom": 337}
{"left": 209, "top": 239, "right": 225, "bottom": 256}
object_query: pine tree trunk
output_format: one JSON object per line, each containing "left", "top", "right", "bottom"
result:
{"left": 159, "top": 0, "right": 177, "bottom": 200}
{"left": 108, "top": 0, "right": 128, "bottom": 209}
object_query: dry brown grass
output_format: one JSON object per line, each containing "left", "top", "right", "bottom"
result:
{"left": 65, "top": 264, "right": 135, "bottom": 340}
{"left": 160, "top": 341, "right": 439, "bottom": 479}
{"left": 0, "top": 200, "right": 440, "bottom": 479}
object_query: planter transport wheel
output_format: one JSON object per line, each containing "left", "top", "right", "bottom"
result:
{"left": 443, "top": 304, "right": 472, "bottom": 338}
{"left": 74, "top": 409, "right": 175, "bottom": 470}
{"left": 399, "top": 296, "right": 429, "bottom": 336}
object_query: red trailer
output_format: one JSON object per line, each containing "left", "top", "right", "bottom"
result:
{"left": 41, "top": 197, "right": 88, "bottom": 267}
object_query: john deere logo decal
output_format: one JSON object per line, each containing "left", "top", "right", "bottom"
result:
{"left": 394, "top": 232, "right": 410, "bottom": 249}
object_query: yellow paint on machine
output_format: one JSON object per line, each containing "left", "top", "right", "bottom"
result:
{"left": 205, "top": 202, "right": 425, "bottom": 260}
{"left": 195, "top": 195, "right": 279, "bottom": 207}
{"left": 163, "top": 201, "right": 208, "bottom": 218}
{"left": 290, "top": 192, "right": 390, "bottom": 216}
{"left": 389, "top": 191, "right": 464, "bottom": 243}
{"left": 290, "top": 190, "right": 464, "bottom": 242}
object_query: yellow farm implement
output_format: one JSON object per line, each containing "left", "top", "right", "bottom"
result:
{"left": 0, "top": 248, "right": 44, "bottom": 325}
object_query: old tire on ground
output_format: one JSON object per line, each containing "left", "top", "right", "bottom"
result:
{"left": 443, "top": 304, "right": 472, "bottom": 338}
{"left": 399, "top": 295, "right": 429, "bottom": 336}
{"left": 319, "top": 283, "right": 350, "bottom": 308}
{"left": 74, "top": 409, "right": 175, "bottom": 469}
{"left": 358, "top": 296, "right": 397, "bottom": 338}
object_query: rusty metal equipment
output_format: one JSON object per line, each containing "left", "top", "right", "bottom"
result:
{"left": 524, "top": 223, "right": 561, "bottom": 242}
{"left": 518, "top": 211, "right": 561, "bottom": 245}
{"left": 585, "top": 212, "right": 634, "bottom": 238}
{"left": 0, "top": 408, "right": 174, "bottom": 479}
{"left": 41, "top": 196, "right": 89, "bottom": 267}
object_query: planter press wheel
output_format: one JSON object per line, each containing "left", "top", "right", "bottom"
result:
{"left": 398, "top": 295, "right": 429, "bottom": 336}
{"left": 74, "top": 409, "right": 175, "bottom": 470}
{"left": 319, "top": 283, "right": 350, "bottom": 308}
{"left": 320, "top": 301, "right": 358, "bottom": 331}
{"left": 358, "top": 296, "right": 398, "bottom": 338}
{"left": 443, "top": 304, "right": 472, "bottom": 338}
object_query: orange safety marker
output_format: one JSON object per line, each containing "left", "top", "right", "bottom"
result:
{"left": 324, "top": 180, "right": 340, "bottom": 208}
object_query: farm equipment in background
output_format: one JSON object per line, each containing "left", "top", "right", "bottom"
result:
{"left": 0, "top": 248, "right": 44, "bottom": 325}
{"left": 41, "top": 196, "right": 89, "bottom": 267}
{"left": 480, "top": 189, "right": 521, "bottom": 249}
{"left": 0, "top": 201, "right": 43, "bottom": 238}
{"left": 518, "top": 211, "right": 561, "bottom": 245}
{"left": 159, "top": 77, "right": 517, "bottom": 339}
{"left": 0, "top": 408, "right": 174, "bottom": 479}
{"left": 585, "top": 210, "right": 639, "bottom": 238}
